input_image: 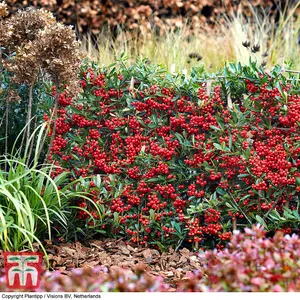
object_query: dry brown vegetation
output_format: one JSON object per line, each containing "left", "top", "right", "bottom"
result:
{"left": 5, "top": 0, "right": 299, "bottom": 34}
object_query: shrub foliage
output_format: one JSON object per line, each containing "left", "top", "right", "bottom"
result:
{"left": 47, "top": 59, "right": 300, "bottom": 249}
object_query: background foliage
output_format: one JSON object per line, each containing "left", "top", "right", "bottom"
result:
{"left": 5, "top": 0, "right": 299, "bottom": 35}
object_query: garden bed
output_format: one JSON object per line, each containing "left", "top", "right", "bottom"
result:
{"left": 0, "top": 4, "right": 300, "bottom": 293}
{"left": 1, "top": 227, "right": 300, "bottom": 292}
{"left": 0, "top": 238, "right": 201, "bottom": 287}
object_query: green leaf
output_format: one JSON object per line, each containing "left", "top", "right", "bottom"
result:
{"left": 221, "top": 141, "right": 226, "bottom": 150}
{"left": 213, "top": 143, "right": 222, "bottom": 151}
{"left": 173, "top": 222, "right": 181, "bottom": 233}
{"left": 216, "top": 187, "right": 226, "bottom": 196}
{"left": 209, "top": 125, "right": 221, "bottom": 131}
{"left": 292, "top": 210, "right": 300, "bottom": 219}
{"left": 95, "top": 230, "right": 106, "bottom": 234}
{"left": 238, "top": 174, "right": 249, "bottom": 178}
{"left": 256, "top": 215, "right": 268, "bottom": 230}
{"left": 276, "top": 82, "right": 283, "bottom": 97}
{"left": 229, "top": 135, "right": 232, "bottom": 150}
{"left": 156, "top": 241, "right": 166, "bottom": 252}
{"left": 113, "top": 212, "right": 119, "bottom": 224}
{"left": 268, "top": 211, "right": 280, "bottom": 220}
{"left": 283, "top": 209, "right": 295, "bottom": 220}
{"left": 149, "top": 209, "right": 155, "bottom": 221}
{"left": 225, "top": 202, "right": 233, "bottom": 208}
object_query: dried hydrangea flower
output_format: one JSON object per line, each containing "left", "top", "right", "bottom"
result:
{"left": 0, "top": 1, "right": 8, "bottom": 18}
{"left": 4, "top": 7, "right": 56, "bottom": 52}
{"left": 2, "top": 8, "right": 81, "bottom": 91}
{"left": 35, "top": 22, "right": 81, "bottom": 91}
{"left": 4, "top": 41, "right": 38, "bottom": 84}
{"left": 0, "top": 19, "right": 12, "bottom": 47}
{"left": 1, "top": 7, "right": 81, "bottom": 156}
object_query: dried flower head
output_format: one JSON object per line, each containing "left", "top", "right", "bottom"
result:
{"left": 188, "top": 52, "right": 202, "bottom": 60}
{"left": 35, "top": 22, "right": 82, "bottom": 94}
{"left": 1, "top": 8, "right": 81, "bottom": 94}
{"left": 0, "top": 1, "right": 8, "bottom": 18}
{"left": 261, "top": 61, "right": 267, "bottom": 67}
{"left": 0, "top": 18, "right": 12, "bottom": 47}
{"left": 0, "top": 7, "right": 56, "bottom": 52}
{"left": 4, "top": 41, "right": 38, "bottom": 84}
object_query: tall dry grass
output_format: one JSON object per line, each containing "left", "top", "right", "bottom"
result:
{"left": 82, "top": 1, "right": 300, "bottom": 72}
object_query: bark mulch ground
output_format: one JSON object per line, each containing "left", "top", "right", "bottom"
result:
{"left": 0, "top": 239, "right": 202, "bottom": 289}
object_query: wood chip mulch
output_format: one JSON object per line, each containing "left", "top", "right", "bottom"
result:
{"left": 0, "top": 239, "right": 202, "bottom": 289}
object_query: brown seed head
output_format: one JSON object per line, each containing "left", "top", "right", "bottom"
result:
{"left": 251, "top": 44, "right": 260, "bottom": 53}
{"left": 4, "top": 41, "right": 38, "bottom": 84}
{"left": 1, "top": 7, "right": 56, "bottom": 52}
{"left": 1, "top": 8, "right": 81, "bottom": 96}
{"left": 188, "top": 52, "right": 202, "bottom": 60}
{"left": 35, "top": 22, "right": 81, "bottom": 94}
{"left": 0, "top": 1, "right": 8, "bottom": 18}
{"left": 242, "top": 41, "right": 250, "bottom": 48}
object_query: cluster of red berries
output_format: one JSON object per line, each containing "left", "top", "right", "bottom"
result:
{"left": 58, "top": 92, "right": 72, "bottom": 107}
{"left": 204, "top": 209, "right": 221, "bottom": 223}
{"left": 51, "top": 135, "right": 68, "bottom": 154}
{"left": 46, "top": 65, "right": 300, "bottom": 248}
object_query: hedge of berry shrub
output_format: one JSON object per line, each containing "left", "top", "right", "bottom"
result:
{"left": 46, "top": 58, "right": 300, "bottom": 249}
{"left": 0, "top": 227, "right": 299, "bottom": 292}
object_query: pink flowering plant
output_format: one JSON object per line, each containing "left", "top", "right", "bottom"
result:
{"left": 179, "top": 226, "right": 300, "bottom": 292}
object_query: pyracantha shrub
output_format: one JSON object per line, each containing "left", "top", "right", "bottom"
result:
{"left": 47, "top": 59, "right": 300, "bottom": 249}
